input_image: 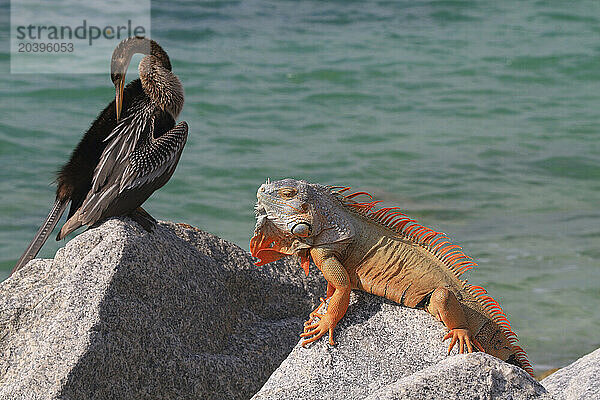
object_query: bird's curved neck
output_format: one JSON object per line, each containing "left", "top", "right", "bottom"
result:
{"left": 111, "top": 37, "right": 183, "bottom": 118}
{"left": 138, "top": 56, "right": 184, "bottom": 119}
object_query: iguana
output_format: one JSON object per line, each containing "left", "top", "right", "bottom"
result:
{"left": 249, "top": 178, "right": 533, "bottom": 376}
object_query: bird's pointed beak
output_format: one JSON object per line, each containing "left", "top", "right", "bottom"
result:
{"left": 115, "top": 77, "right": 125, "bottom": 120}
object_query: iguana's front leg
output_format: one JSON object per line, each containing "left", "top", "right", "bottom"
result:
{"left": 300, "top": 248, "right": 351, "bottom": 346}
{"left": 426, "top": 287, "right": 485, "bottom": 354}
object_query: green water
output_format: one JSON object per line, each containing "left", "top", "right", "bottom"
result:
{"left": 1, "top": 0, "right": 600, "bottom": 371}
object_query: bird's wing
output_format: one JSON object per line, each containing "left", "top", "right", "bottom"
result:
{"left": 68, "top": 120, "right": 187, "bottom": 231}
{"left": 92, "top": 100, "right": 150, "bottom": 193}
{"left": 119, "top": 121, "right": 188, "bottom": 193}
{"left": 73, "top": 100, "right": 150, "bottom": 227}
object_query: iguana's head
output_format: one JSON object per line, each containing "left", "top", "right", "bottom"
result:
{"left": 250, "top": 178, "right": 354, "bottom": 275}
{"left": 255, "top": 178, "right": 322, "bottom": 238}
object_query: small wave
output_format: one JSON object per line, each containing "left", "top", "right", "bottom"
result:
{"left": 531, "top": 157, "right": 600, "bottom": 181}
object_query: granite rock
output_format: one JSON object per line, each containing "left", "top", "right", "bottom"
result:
{"left": 541, "top": 347, "right": 600, "bottom": 400}
{"left": 1, "top": 217, "right": 565, "bottom": 400}
{"left": 252, "top": 292, "right": 551, "bottom": 400}
{"left": 0, "top": 218, "right": 325, "bottom": 400}
{"left": 368, "top": 352, "right": 551, "bottom": 400}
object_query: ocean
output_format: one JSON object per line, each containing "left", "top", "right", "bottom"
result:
{"left": 1, "top": 0, "right": 599, "bottom": 372}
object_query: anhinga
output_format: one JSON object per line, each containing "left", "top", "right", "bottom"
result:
{"left": 13, "top": 37, "right": 187, "bottom": 274}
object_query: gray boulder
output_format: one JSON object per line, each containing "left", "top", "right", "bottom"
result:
{"left": 252, "top": 292, "right": 551, "bottom": 400}
{"left": 368, "top": 352, "right": 550, "bottom": 400}
{"left": 0, "top": 217, "right": 559, "bottom": 400}
{"left": 541, "top": 347, "right": 600, "bottom": 400}
{"left": 0, "top": 218, "right": 325, "bottom": 400}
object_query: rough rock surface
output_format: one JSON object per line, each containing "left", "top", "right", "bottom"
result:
{"left": 541, "top": 347, "right": 600, "bottom": 400}
{"left": 1, "top": 217, "right": 567, "bottom": 400}
{"left": 0, "top": 218, "right": 325, "bottom": 400}
{"left": 368, "top": 352, "right": 551, "bottom": 400}
{"left": 252, "top": 292, "right": 551, "bottom": 400}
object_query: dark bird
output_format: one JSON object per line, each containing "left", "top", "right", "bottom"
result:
{"left": 13, "top": 36, "right": 187, "bottom": 274}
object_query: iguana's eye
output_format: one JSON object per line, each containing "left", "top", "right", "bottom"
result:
{"left": 278, "top": 187, "right": 298, "bottom": 199}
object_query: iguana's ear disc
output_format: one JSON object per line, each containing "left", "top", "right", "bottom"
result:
{"left": 291, "top": 222, "right": 311, "bottom": 237}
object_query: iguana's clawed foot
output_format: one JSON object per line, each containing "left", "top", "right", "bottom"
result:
{"left": 443, "top": 328, "right": 485, "bottom": 354}
{"left": 303, "top": 296, "right": 330, "bottom": 326}
{"left": 300, "top": 315, "right": 336, "bottom": 346}
{"left": 304, "top": 312, "right": 324, "bottom": 327}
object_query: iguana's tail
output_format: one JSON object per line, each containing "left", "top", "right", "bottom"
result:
{"left": 12, "top": 199, "right": 69, "bottom": 275}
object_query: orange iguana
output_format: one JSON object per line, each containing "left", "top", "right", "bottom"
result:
{"left": 249, "top": 178, "right": 533, "bottom": 376}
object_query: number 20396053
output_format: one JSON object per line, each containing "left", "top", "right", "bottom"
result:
{"left": 18, "top": 42, "right": 74, "bottom": 53}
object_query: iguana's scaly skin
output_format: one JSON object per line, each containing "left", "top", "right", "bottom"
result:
{"left": 250, "top": 178, "right": 533, "bottom": 376}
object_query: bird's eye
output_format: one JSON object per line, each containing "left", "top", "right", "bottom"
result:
{"left": 278, "top": 187, "right": 298, "bottom": 199}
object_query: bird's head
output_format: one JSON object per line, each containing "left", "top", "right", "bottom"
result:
{"left": 110, "top": 36, "right": 162, "bottom": 120}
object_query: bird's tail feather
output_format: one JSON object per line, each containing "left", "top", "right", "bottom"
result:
{"left": 12, "top": 199, "right": 69, "bottom": 275}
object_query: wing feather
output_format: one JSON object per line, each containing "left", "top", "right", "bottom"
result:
{"left": 119, "top": 121, "right": 188, "bottom": 192}
{"left": 93, "top": 100, "right": 150, "bottom": 193}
